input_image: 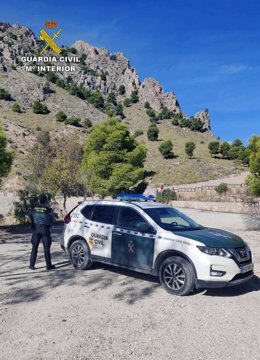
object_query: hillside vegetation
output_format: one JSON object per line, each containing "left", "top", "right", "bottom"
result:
{"left": 123, "top": 104, "right": 243, "bottom": 186}
{"left": 0, "top": 80, "right": 245, "bottom": 191}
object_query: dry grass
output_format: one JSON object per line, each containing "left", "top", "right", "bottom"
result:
{"left": 124, "top": 104, "right": 244, "bottom": 186}
{"left": 0, "top": 92, "right": 245, "bottom": 190}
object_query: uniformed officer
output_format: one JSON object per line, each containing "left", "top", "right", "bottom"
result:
{"left": 29, "top": 194, "right": 56, "bottom": 271}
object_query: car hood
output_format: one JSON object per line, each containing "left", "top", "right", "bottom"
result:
{"left": 172, "top": 227, "right": 246, "bottom": 248}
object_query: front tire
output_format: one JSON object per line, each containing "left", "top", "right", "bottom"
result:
{"left": 159, "top": 256, "right": 195, "bottom": 296}
{"left": 69, "top": 239, "right": 92, "bottom": 270}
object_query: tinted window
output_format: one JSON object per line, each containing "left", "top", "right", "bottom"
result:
{"left": 92, "top": 205, "right": 117, "bottom": 224}
{"left": 118, "top": 207, "right": 150, "bottom": 231}
{"left": 81, "top": 205, "right": 94, "bottom": 220}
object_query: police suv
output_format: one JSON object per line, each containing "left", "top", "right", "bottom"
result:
{"left": 61, "top": 195, "right": 254, "bottom": 296}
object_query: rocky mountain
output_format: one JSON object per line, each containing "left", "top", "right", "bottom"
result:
{"left": 0, "top": 22, "right": 210, "bottom": 130}
{"left": 1, "top": 21, "right": 242, "bottom": 196}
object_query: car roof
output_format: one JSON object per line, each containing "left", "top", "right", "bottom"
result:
{"left": 78, "top": 200, "right": 171, "bottom": 210}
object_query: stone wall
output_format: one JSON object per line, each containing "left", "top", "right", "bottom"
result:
{"left": 172, "top": 200, "right": 252, "bottom": 214}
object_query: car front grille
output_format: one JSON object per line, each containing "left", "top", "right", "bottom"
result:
{"left": 228, "top": 246, "right": 251, "bottom": 263}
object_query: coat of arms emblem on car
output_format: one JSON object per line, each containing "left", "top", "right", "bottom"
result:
{"left": 128, "top": 240, "right": 135, "bottom": 253}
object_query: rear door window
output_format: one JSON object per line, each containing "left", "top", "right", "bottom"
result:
{"left": 92, "top": 205, "right": 118, "bottom": 225}
{"left": 81, "top": 205, "right": 94, "bottom": 220}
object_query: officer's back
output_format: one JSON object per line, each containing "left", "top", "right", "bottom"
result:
{"left": 29, "top": 194, "right": 56, "bottom": 271}
{"left": 29, "top": 203, "right": 55, "bottom": 232}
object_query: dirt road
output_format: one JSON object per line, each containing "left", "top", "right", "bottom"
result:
{"left": 0, "top": 210, "right": 260, "bottom": 360}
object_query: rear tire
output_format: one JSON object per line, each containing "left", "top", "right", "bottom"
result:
{"left": 69, "top": 239, "right": 92, "bottom": 270}
{"left": 159, "top": 256, "right": 195, "bottom": 296}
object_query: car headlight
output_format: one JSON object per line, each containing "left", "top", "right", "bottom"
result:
{"left": 197, "top": 246, "right": 231, "bottom": 258}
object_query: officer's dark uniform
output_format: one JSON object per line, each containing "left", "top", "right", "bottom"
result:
{"left": 29, "top": 199, "right": 56, "bottom": 270}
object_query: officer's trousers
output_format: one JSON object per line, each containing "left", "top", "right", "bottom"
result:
{"left": 30, "top": 229, "right": 52, "bottom": 268}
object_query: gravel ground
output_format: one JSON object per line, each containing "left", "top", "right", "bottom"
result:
{"left": 0, "top": 210, "right": 260, "bottom": 360}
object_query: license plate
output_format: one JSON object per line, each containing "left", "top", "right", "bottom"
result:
{"left": 240, "top": 263, "right": 254, "bottom": 274}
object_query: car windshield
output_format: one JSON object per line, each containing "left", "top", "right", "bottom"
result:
{"left": 144, "top": 207, "right": 203, "bottom": 231}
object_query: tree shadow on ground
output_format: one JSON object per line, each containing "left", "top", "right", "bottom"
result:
{"left": 0, "top": 225, "right": 160, "bottom": 306}
{"left": 91, "top": 263, "right": 160, "bottom": 305}
{"left": 144, "top": 170, "right": 157, "bottom": 178}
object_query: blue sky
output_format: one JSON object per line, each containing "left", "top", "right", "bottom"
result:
{"left": 1, "top": 0, "right": 259, "bottom": 143}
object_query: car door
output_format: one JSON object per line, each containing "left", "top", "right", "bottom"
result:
{"left": 112, "top": 206, "right": 156, "bottom": 271}
{"left": 83, "top": 204, "right": 118, "bottom": 259}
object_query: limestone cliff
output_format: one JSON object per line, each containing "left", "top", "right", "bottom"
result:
{"left": 0, "top": 22, "right": 211, "bottom": 131}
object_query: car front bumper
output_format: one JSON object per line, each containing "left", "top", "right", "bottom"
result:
{"left": 195, "top": 270, "right": 254, "bottom": 289}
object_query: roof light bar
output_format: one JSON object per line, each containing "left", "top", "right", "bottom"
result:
{"left": 117, "top": 194, "right": 155, "bottom": 202}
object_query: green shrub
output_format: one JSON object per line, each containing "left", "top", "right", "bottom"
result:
{"left": 107, "top": 92, "right": 117, "bottom": 106}
{"left": 208, "top": 141, "right": 220, "bottom": 157}
{"left": 115, "top": 103, "right": 124, "bottom": 116}
{"left": 82, "top": 118, "right": 92, "bottom": 128}
{"left": 46, "top": 72, "right": 58, "bottom": 83}
{"left": 130, "top": 90, "right": 139, "bottom": 103}
{"left": 9, "top": 33, "right": 17, "bottom": 41}
{"left": 110, "top": 54, "right": 117, "bottom": 61}
{"left": 118, "top": 85, "right": 126, "bottom": 95}
{"left": 123, "top": 98, "right": 131, "bottom": 107}
{"left": 149, "top": 117, "right": 158, "bottom": 124}
{"left": 144, "top": 101, "right": 150, "bottom": 109}
{"left": 88, "top": 91, "right": 104, "bottom": 109}
{"left": 157, "top": 188, "right": 177, "bottom": 204}
{"left": 56, "top": 78, "right": 66, "bottom": 88}
{"left": 133, "top": 129, "right": 144, "bottom": 137}
{"left": 0, "top": 88, "right": 12, "bottom": 100}
{"left": 246, "top": 176, "right": 260, "bottom": 196}
{"left": 215, "top": 183, "right": 228, "bottom": 194}
{"left": 32, "top": 101, "right": 49, "bottom": 114}
{"left": 232, "top": 139, "right": 243, "bottom": 147}
{"left": 60, "top": 47, "right": 69, "bottom": 56}
{"left": 190, "top": 118, "right": 204, "bottom": 131}
{"left": 147, "top": 124, "right": 159, "bottom": 141}
{"left": 179, "top": 118, "right": 190, "bottom": 128}
{"left": 100, "top": 72, "right": 106, "bottom": 81}
{"left": 79, "top": 54, "right": 87, "bottom": 64}
{"left": 238, "top": 146, "right": 250, "bottom": 166}
{"left": 13, "top": 190, "right": 54, "bottom": 224}
{"left": 146, "top": 108, "right": 156, "bottom": 118}
{"left": 158, "top": 107, "right": 173, "bottom": 120}
{"left": 185, "top": 141, "right": 196, "bottom": 158}
{"left": 172, "top": 118, "right": 179, "bottom": 126}
{"left": 55, "top": 111, "right": 67, "bottom": 122}
{"left": 12, "top": 103, "right": 21, "bottom": 113}
{"left": 64, "top": 116, "right": 81, "bottom": 126}
{"left": 159, "top": 140, "right": 174, "bottom": 158}
{"left": 220, "top": 142, "right": 231, "bottom": 159}
{"left": 70, "top": 47, "right": 78, "bottom": 54}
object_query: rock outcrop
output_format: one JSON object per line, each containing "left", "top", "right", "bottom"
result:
{"left": 0, "top": 22, "right": 211, "bottom": 131}
{"left": 0, "top": 71, "right": 51, "bottom": 109}
{"left": 194, "top": 109, "right": 212, "bottom": 133}
{"left": 0, "top": 22, "right": 38, "bottom": 65}
{"left": 72, "top": 41, "right": 140, "bottom": 96}
{"left": 139, "top": 77, "right": 181, "bottom": 113}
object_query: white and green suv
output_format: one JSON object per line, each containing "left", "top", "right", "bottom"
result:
{"left": 61, "top": 195, "right": 254, "bottom": 296}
